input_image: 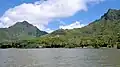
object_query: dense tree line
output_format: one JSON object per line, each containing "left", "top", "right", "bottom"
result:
{"left": 0, "top": 34, "right": 120, "bottom": 49}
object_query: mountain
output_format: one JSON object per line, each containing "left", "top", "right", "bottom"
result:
{"left": 38, "top": 9, "right": 120, "bottom": 48}
{"left": 0, "top": 21, "right": 48, "bottom": 41}
{"left": 50, "top": 9, "right": 120, "bottom": 38}
{"left": 1, "top": 9, "right": 120, "bottom": 48}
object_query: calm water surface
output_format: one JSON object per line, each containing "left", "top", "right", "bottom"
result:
{"left": 0, "top": 48, "right": 120, "bottom": 67}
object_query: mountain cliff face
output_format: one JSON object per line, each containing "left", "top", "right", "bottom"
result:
{"left": 0, "top": 21, "right": 48, "bottom": 41}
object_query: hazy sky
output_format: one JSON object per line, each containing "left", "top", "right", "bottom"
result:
{"left": 0, "top": 0, "right": 120, "bottom": 33}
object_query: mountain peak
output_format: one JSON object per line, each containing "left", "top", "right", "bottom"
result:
{"left": 21, "top": 21, "right": 29, "bottom": 24}
{"left": 15, "top": 21, "right": 31, "bottom": 25}
{"left": 10, "top": 21, "right": 35, "bottom": 29}
{"left": 108, "top": 9, "right": 118, "bottom": 12}
{"left": 101, "top": 9, "right": 120, "bottom": 20}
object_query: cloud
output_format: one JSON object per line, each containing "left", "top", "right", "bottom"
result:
{"left": 59, "top": 21, "right": 86, "bottom": 29}
{"left": 0, "top": 0, "right": 104, "bottom": 32}
{"left": 45, "top": 28, "right": 54, "bottom": 33}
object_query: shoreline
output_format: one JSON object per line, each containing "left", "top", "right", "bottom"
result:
{"left": 0, "top": 47, "right": 119, "bottom": 49}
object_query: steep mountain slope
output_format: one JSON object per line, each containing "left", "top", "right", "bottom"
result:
{"left": 32, "top": 9, "right": 120, "bottom": 48}
{"left": 50, "top": 9, "right": 120, "bottom": 38}
{"left": 0, "top": 21, "right": 48, "bottom": 41}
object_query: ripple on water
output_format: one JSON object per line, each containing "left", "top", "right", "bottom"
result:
{"left": 0, "top": 48, "right": 120, "bottom": 67}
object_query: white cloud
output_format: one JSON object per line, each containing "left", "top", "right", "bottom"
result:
{"left": 59, "top": 21, "right": 86, "bottom": 29}
{"left": 46, "top": 28, "right": 54, "bottom": 33}
{"left": 0, "top": 23, "right": 4, "bottom": 28}
{"left": 0, "top": 0, "right": 104, "bottom": 32}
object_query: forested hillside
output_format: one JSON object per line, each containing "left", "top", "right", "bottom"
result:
{"left": 0, "top": 21, "right": 48, "bottom": 41}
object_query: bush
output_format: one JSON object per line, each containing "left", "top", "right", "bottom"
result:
{"left": 117, "top": 44, "right": 120, "bottom": 49}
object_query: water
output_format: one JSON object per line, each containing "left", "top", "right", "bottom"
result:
{"left": 0, "top": 48, "right": 120, "bottom": 67}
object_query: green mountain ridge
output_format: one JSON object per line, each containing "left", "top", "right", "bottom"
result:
{"left": 0, "top": 21, "right": 48, "bottom": 41}
{"left": 50, "top": 9, "right": 120, "bottom": 37}
{"left": 35, "top": 9, "right": 120, "bottom": 48}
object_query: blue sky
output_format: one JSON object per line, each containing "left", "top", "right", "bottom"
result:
{"left": 0, "top": 0, "right": 120, "bottom": 33}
